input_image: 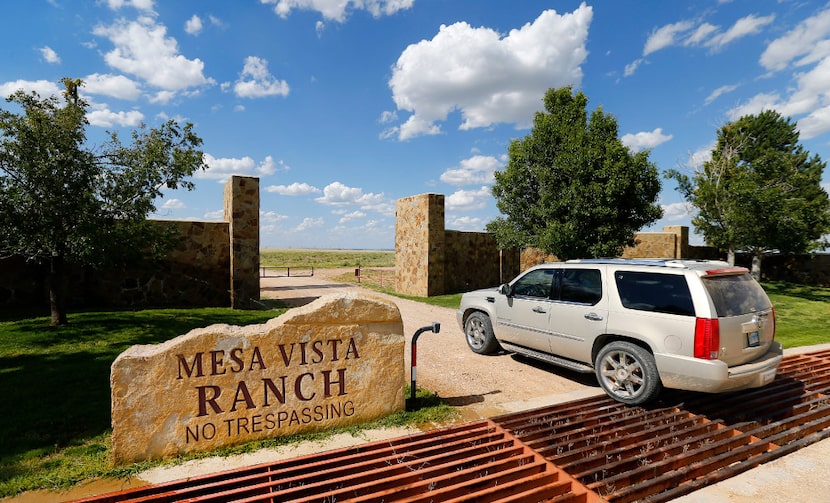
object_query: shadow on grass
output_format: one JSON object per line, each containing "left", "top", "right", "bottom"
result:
{"left": 763, "top": 281, "right": 830, "bottom": 303}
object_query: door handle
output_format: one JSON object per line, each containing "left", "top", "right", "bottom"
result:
{"left": 584, "top": 312, "right": 603, "bottom": 321}
{"left": 532, "top": 306, "right": 547, "bottom": 314}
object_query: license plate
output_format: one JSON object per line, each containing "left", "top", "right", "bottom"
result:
{"left": 748, "top": 331, "right": 760, "bottom": 347}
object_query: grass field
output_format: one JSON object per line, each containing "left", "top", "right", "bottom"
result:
{"left": 261, "top": 249, "right": 394, "bottom": 269}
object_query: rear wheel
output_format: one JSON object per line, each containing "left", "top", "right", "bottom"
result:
{"left": 595, "top": 341, "right": 661, "bottom": 405}
{"left": 464, "top": 312, "right": 500, "bottom": 355}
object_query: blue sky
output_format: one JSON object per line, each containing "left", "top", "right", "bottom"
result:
{"left": 3, "top": 1, "right": 830, "bottom": 250}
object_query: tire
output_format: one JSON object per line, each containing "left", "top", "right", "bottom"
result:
{"left": 595, "top": 341, "right": 662, "bottom": 405}
{"left": 464, "top": 312, "right": 501, "bottom": 355}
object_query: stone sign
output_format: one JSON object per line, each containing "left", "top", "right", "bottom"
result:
{"left": 111, "top": 292, "right": 405, "bottom": 464}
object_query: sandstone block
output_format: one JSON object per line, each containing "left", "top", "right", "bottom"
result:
{"left": 111, "top": 292, "right": 405, "bottom": 464}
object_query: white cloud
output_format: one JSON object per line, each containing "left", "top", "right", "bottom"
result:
{"left": 643, "top": 20, "right": 695, "bottom": 56}
{"left": 760, "top": 7, "right": 830, "bottom": 72}
{"left": 706, "top": 14, "right": 775, "bottom": 52}
{"left": 86, "top": 105, "right": 144, "bottom": 127}
{"left": 261, "top": 210, "right": 289, "bottom": 224}
{"left": 93, "top": 16, "right": 213, "bottom": 93}
{"left": 315, "top": 181, "right": 385, "bottom": 207}
{"left": 83, "top": 73, "right": 141, "bottom": 100}
{"left": 387, "top": 5, "right": 592, "bottom": 140}
{"left": 440, "top": 155, "right": 500, "bottom": 186}
{"left": 295, "top": 217, "right": 325, "bottom": 232}
{"left": 704, "top": 84, "right": 739, "bottom": 106}
{"left": 198, "top": 154, "right": 278, "bottom": 181}
{"left": 445, "top": 186, "right": 491, "bottom": 211}
{"left": 39, "top": 46, "right": 60, "bottom": 64}
{"left": 338, "top": 210, "right": 366, "bottom": 223}
{"left": 621, "top": 128, "right": 673, "bottom": 152}
{"left": 105, "top": 0, "right": 155, "bottom": 12}
{"left": 233, "top": 56, "right": 290, "bottom": 98}
{"left": 261, "top": 0, "right": 414, "bottom": 23}
{"left": 447, "top": 215, "right": 485, "bottom": 231}
{"left": 0, "top": 79, "right": 61, "bottom": 99}
{"left": 265, "top": 182, "right": 321, "bottom": 196}
{"left": 161, "top": 198, "right": 186, "bottom": 209}
{"left": 185, "top": 15, "right": 203, "bottom": 35}
{"left": 662, "top": 202, "right": 693, "bottom": 221}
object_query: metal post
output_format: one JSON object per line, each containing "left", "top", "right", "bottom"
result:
{"left": 407, "top": 322, "right": 441, "bottom": 411}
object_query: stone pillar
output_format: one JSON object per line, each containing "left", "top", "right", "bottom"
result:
{"left": 664, "top": 225, "right": 689, "bottom": 259}
{"left": 224, "top": 176, "right": 260, "bottom": 308}
{"left": 395, "top": 194, "right": 445, "bottom": 297}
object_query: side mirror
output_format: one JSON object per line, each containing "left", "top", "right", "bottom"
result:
{"left": 498, "top": 284, "right": 512, "bottom": 297}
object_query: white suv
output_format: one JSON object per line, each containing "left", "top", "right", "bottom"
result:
{"left": 456, "top": 259, "right": 782, "bottom": 405}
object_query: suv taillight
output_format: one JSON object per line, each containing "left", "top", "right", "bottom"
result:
{"left": 694, "top": 318, "right": 720, "bottom": 360}
{"left": 771, "top": 307, "right": 776, "bottom": 340}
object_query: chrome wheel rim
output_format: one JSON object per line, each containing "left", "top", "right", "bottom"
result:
{"left": 465, "top": 317, "right": 485, "bottom": 350}
{"left": 599, "top": 349, "right": 645, "bottom": 399}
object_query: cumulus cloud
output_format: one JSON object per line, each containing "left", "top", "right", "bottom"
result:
{"left": 447, "top": 215, "right": 486, "bottom": 231}
{"left": 440, "top": 155, "right": 500, "bottom": 186}
{"left": 265, "top": 182, "right": 321, "bottom": 196}
{"left": 315, "top": 181, "right": 385, "bottom": 207}
{"left": 161, "top": 198, "right": 186, "bottom": 209}
{"left": 86, "top": 104, "right": 144, "bottom": 127}
{"left": 296, "top": 217, "right": 325, "bottom": 231}
{"left": 93, "top": 16, "right": 213, "bottom": 95}
{"left": 621, "top": 128, "right": 673, "bottom": 152}
{"left": 662, "top": 202, "right": 693, "bottom": 221}
{"left": 39, "top": 46, "right": 60, "bottom": 64}
{"left": 185, "top": 14, "right": 203, "bottom": 35}
{"left": 261, "top": 0, "right": 414, "bottom": 22}
{"left": 198, "top": 154, "right": 279, "bottom": 181}
{"left": 386, "top": 5, "right": 592, "bottom": 140}
{"left": 445, "top": 187, "right": 492, "bottom": 211}
{"left": 83, "top": 73, "right": 142, "bottom": 100}
{"left": 338, "top": 210, "right": 366, "bottom": 223}
{"left": 0, "top": 79, "right": 61, "bottom": 99}
{"left": 233, "top": 56, "right": 290, "bottom": 98}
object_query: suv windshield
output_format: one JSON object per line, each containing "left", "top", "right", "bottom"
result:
{"left": 702, "top": 273, "right": 772, "bottom": 317}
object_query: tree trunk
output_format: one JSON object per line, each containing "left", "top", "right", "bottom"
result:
{"left": 48, "top": 255, "right": 69, "bottom": 326}
{"left": 751, "top": 252, "right": 763, "bottom": 281}
{"left": 726, "top": 247, "right": 736, "bottom": 266}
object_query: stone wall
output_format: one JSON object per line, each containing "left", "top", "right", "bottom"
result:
{"left": 395, "top": 194, "right": 520, "bottom": 296}
{"left": 0, "top": 176, "right": 260, "bottom": 309}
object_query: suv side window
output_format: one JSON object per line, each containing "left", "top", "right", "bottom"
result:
{"left": 511, "top": 268, "right": 555, "bottom": 298}
{"left": 615, "top": 271, "right": 695, "bottom": 316}
{"left": 559, "top": 269, "right": 602, "bottom": 305}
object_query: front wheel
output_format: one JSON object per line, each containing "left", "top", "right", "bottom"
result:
{"left": 464, "top": 312, "right": 500, "bottom": 355}
{"left": 595, "top": 341, "right": 661, "bottom": 405}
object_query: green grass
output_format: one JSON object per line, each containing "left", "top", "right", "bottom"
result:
{"left": 261, "top": 249, "right": 394, "bottom": 269}
{"left": 763, "top": 281, "right": 830, "bottom": 348}
{"left": 0, "top": 306, "right": 454, "bottom": 497}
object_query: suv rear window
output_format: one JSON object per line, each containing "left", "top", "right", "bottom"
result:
{"left": 702, "top": 273, "right": 771, "bottom": 317}
{"left": 615, "top": 271, "right": 695, "bottom": 316}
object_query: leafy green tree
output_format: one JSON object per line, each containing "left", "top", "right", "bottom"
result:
{"left": 667, "top": 110, "right": 830, "bottom": 279}
{"left": 487, "top": 87, "right": 663, "bottom": 260}
{"left": 0, "top": 78, "right": 206, "bottom": 325}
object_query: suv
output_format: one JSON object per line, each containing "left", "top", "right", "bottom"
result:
{"left": 456, "top": 259, "right": 782, "bottom": 405}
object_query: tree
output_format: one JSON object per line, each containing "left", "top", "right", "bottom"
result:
{"left": 487, "top": 87, "right": 663, "bottom": 260}
{"left": 0, "top": 78, "right": 206, "bottom": 325}
{"left": 667, "top": 110, "right": 830, "bottom": 279}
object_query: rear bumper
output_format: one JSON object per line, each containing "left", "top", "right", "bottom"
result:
{"left": 655, "top": 341, "right": 783, "bottom": 393}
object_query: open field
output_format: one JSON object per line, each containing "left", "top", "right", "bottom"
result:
{"left": 260, "top": 249, "right": 394, "bottom": 269}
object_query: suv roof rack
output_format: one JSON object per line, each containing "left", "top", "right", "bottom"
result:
{"left": 566, "top": 258, "right": 728, "bottom": 269}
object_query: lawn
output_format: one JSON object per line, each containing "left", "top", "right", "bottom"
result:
{"left": 0, "top": 279, "right": 826, "bottom": 497}
{"left": 260, "top": 248, "right": 394, "bottom": 269}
